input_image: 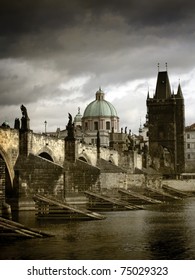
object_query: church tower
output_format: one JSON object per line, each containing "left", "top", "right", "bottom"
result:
{"left": 146, "top": 68, "right": 185, "bottom": 174}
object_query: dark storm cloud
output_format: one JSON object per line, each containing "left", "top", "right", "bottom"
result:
{"left": 1, "top": 0, "right": 195, "bottom": 33}
{"left": 106, "top": 0, "right": 195, "bottom": 26}
{"left": 1, "top": 0, "right": 195, "bottom": 68}
{"left": 1, "top": 0, "right": 195, "bottom": 52}
{"left": 0, "top": 0, "right": 79, "bottom": 35}
{"left": 1, "top": 0, "right": 195, "bottom": 131}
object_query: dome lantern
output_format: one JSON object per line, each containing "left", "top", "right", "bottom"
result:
{"left": 74, "top": 107, "right": 82, "bottom": 127}
{"left": 96, "top": 87, "right": 105, "bottom": 101}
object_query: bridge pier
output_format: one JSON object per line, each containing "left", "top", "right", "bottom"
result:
{"left": 11, "top": 169, "right": 35, "bottom": 211}
{"left": 19, "top": 131, "right": 31, "bottom": 157}
{"left": 12, "top": 154, "right": 65, "bottom": 211}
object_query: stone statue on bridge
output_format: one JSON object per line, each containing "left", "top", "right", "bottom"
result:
{"left": 97, "top": 130, "right": 100, "bottom": 159}
{"left": 66, "top": 113, "right": 75, "bottom": 140}
{"left": 14, "top": 118, "right": 20, "bottom": 129}
{"left": 20, "top": 104, "right": 30, "bottom": 131}
{"left": 67, "top": 113, "right": 73, "bottom": 127}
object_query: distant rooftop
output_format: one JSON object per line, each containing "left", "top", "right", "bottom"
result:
{"left": 186, "top": 123, "right": 195, "bottom": 131}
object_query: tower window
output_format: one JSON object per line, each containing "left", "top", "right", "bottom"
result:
{"left": 85, "top": 122, "right": 88, "bottom": 130}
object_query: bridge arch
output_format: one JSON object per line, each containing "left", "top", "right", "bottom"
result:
{"left": 39, "top": 152, "right": 54, "bottom": 162}
{"left": 108, "top": 157, "right": 114, "bottom": 164}
{"left": 0, "top": 147, "right": 14, "bottom": 186}
{"left": 37, "top": 147, "right": 54, "bottom": 162}
{"left": 79, "top": 156, "right": 88, "bottom": 163}
{"left": 0, "top": 149, "right": 13, "bottom": 204}
{"left": 78, "top": 154, "right": 92, "bottom": 165}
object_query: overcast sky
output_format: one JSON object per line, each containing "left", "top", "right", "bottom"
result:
{"left": 1, "top": 0, "right": 195, "bottom": 134}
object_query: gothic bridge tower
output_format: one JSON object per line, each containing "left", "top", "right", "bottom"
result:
{"left": 146, "top": 69, "right": 185, "bottom": 174}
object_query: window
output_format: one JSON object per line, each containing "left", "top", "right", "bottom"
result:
{"left": 187, "top": 143, "right": 190, "bottom": 149}
{"left": 94, "top": 121, "right": 98, "bottom": 130}
{"left": 106, "top": 121, "right": 110, "bottom": 130}
{"left": 187, "top": 134, "right": 190, "bottom": 139}
{"left": 85, "top": 122, "right": 88, "bottom": 130}
{"left": 188, "top": 154, "right": 191, "bottom": 159}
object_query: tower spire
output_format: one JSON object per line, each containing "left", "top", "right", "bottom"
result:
{"left": 154, "top": 71, "right": 171, "bottom": 99}
{"left": 176, "top": 83, "right": 183, "bottom": 99}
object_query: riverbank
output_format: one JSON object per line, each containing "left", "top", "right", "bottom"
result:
{"left": 163, "top": 179, "right": 195, "bottom": 192}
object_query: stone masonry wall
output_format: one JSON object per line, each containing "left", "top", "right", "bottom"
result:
{"left": 126, "top": 173, "right": 146, "bottom": 189}
{"left": 0, "top": 157, "right": 5, "bottom": 214}
{"left": 100, "top": 172, "right": 127, "bottom": 191}
{"left": 30, "top": 132, "right": 65, "bottom": 165}
{"left": 118, "top": 150, "right": 143, "bottom": 173}
{"left": 78, "top": 143, "right": 118, "bottom": 166}
{"left": 14, "top": 154, "right": 64, "bottom": 210}
{"left": 125, "top": 173, "right": 162, "bottom": 191}
{"left": 64, "top": 159, "right": 100, "bottom": 195}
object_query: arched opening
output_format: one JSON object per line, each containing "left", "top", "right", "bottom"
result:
{"left": 0, "top": 154, "right": 12, "bottom": 203}
{"left": 109, "top": 156, "right": 115, "bottom": 165}
{"left": 79, "top": 156, "right": 88, "bottom": 163}
{"left": 39, "top": 152, "right": 53, "bottom": 162}
{"left": 162, "top": 146, "right": 173, "bottom": 167}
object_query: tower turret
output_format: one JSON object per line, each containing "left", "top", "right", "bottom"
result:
{"left": 176, "top": 83, "right": 183, "bottom": 99}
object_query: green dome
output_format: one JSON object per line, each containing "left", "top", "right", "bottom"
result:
{"left": 74, "top": 107, "right": 82, "bottom": 122}
{"left": 83, "top": 89, "right": 118, "bottom": 118}
{"left": 74, "top": 114, "right": 82, "bottom": 122}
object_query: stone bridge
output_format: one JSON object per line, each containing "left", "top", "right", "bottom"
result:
{"left": 0, "top": 126, "right": 121, "bottom": 213}
{"left": 0, "top": 123, "right": 144, "bottom": 216}
{"left": 0, "top": 127, "right": 119, "bottom": 185}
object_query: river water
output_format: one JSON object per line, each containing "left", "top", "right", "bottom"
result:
{"left": 1, "top": 197, "right": 195, "bottom": 260}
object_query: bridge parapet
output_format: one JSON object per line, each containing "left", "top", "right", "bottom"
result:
{"left": 77, "top": 143, "right": 118, "bottom": 166}
{"left": 30, "top": 133, "right": 65, "bottom": 166}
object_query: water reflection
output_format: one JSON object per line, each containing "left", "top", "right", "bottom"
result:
{"left": 145, "top": 200, "right": 195, "bottom": 259}
{"left": 1, "top": 198, "right": 195, "bottom": 260}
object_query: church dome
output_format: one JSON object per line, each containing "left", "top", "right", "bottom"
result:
{"left": 74, "top": 107, "right": 82, "bottom": 128}
{"left": 83, "top": 88, "right": 118, "bottom": 118}
{"left": 74, "top": 107, "right": 82, "bottom": 122}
